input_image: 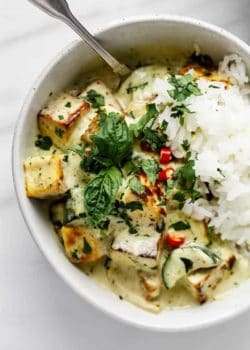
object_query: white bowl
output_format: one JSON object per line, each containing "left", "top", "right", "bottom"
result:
{"left": 12, "top": 15, "right": 250, "bottom": 332}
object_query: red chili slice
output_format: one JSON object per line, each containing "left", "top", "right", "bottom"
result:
{"left": 166, "top": 233, "right": 185, "bottom": 248}
{"left": 160, "top": 147, "right": 172, "bottom": 164}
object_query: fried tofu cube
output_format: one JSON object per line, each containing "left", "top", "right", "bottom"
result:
{"left": 110, "top": 230, "right": 162, "bottom": 272}
{"left": 38, "top": 93, "right": 90, "bottom": 150}
{"left": 183, "top": 252, "right": 236, "bottom": 304}
{"left": 81, "top": 114, "right": 100, "bottom": 144}
{"left": 79, "top": 80, "right": 122, "bottom": 111}
{"left": 24, "top": 154, "right": 66, "bottom": 198}
{"left": 61, "top": 226, "right": 105, "bottom": 264}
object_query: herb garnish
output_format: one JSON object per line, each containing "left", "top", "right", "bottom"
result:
{"left": 90, "top": 112, "right": 133, "bottom": 167}
{"left": 65, "top": 101, "right": 72, "bottom": 108}
{"left": 55, "top": 127, "right": 65, "bottom": 138}
{"left": 111, "top": 200, "right": 140, "bottom": 234}
{"left": 35, "top": 135, "right": 52, "bottom": 150}
{"left": 168, "top": 74, "right": 202, "bottom": 102}
{"left": 130, "top": 103, "right": 159, "bottom": 137}
{"left": 83, "top": 237, "right": 92, "bottom": 254}
{"left": 170, "top": 221, "right": 191, "bottom": 231}
{"left": 142, "top": 128, "right": 168, "bottom": 151}
{"left": 181, "top": 139, "right": 190, "bottom": 151}
{"left": 170, "top": 104, "right": 193, "bottom": 126}
{"left": 86, "top": 89, "right": 105, "bottom": 108}
{"left": 84, "top": 166, "right": 122, "bottom": 226}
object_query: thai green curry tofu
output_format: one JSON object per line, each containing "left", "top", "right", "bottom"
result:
{"left": 24, "top": 52, "right": 250, "bottom": 313}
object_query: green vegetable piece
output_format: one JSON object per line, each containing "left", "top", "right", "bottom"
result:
{"left": 86, "top": 89, "right": 105, "bottom": 108}
{"left": 142, "top": 128, "right": 168, "bottom": 151}
{"left": 35, "top": 135, "right": 52, "bottom": 150}
{"left": 162, "top": 243, "right": 222, "bottom": 289}
{"left": 125, "top": 201, "right": 143, "bottom": 211}
{"left": 84, "top": 166, "right": 122, "bottom": 226}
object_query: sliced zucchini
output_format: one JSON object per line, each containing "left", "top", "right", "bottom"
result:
{"left": 162, "top": 243, "right": 222, "bottom": 289}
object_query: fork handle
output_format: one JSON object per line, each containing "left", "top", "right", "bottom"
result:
{"left": 28, "top": 0, "right": 130, "bottom": 75}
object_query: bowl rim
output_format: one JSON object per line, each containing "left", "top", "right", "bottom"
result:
{"left": 12, "top": 14, "right": 250, "bottom": 332}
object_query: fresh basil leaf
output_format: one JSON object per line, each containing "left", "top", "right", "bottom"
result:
{"left": 68, "top": 144, "right": 85, "bottom": 158}
{"left": 86, "top": 89, "right": 105, "bottom": 108}
{"left": 130, "top": 104, "right": 159, "bottom": 137}
{"left": 84, "top": 166, "right": 122, "bottom": 226}
{"left": 91, "top": 112, "right": 133, "bottom": 167}
{"left": 141, "top": 159, "right": 159, "bottom": 185}
{"left": 128, "top": 176, "right": 144, "bottom": 195}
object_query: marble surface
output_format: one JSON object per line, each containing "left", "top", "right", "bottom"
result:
{"left": 1, "top": 0, "right": 250, "bottom": 348}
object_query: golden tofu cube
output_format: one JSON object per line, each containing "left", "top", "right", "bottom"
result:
{"left": 24, "top": 154, "right": 66, "bottom": 198}
{"left": 61, "top": 226, "right": 105, "bottom": 264}
{"left": 38, "top": 93, "right": 90, "bottom": 150}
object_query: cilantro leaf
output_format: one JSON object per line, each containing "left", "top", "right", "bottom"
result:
{"left": 86, "top": 89, "right": 105, "bottom": 108}
{"left": 170, "top": 104, "right": 192, "bottom": 126}
{"left": 83, "top": 238, "right": 92, "bottom": 254}
{"left": 175, "top": 159, "right": 196, "bottom": 188}
{"left": 168, "top": 74, "right": 202, "bottom": 102}
{"left": 130, "top": 104, "right": 159, "bottom": 137}
{"left": 181, "top": 139, "right": 190, "bottom": 151}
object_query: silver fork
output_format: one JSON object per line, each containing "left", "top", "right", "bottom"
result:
{"left": 28, "top": 0, "right": 131, "bottom": 76}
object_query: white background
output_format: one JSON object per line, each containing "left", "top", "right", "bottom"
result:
{"left": 1, "top": 0, "right": 250, "bottom": 349}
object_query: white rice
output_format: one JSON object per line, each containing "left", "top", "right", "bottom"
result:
{"left": 153, "top": 54, "right": 250, "bottom": 244}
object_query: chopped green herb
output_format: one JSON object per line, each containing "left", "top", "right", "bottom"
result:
{"left": 126, "top": 81, "right": 148, "bottom": 94}
{"left": 142, "top": 128, "right": 168, "bottom": 151}
{"left": 168, "top": 74, "right": 202, "bottom": 102}
{"left": 170, "top": 221, "right": 191, "bottom": 231}
{"left": 35, "top": 135, "right": 52, "bottom": 150}
{"left": 161, "top": 120, "right": 168, "bottom": 131}
{"left": 83, "top": 238, "right": 92, "bottom": 254}
{"left": 173, "top": 191, "right": 186, "bottom": 209}
{"left": 104, "top": 256, "right": 111, "bottom": 270}
{"left": 55, "top": 127, "right": 65, "bottom": 138}
{"left": 128, "top": 176, "right": 144, "bottom": 195}
{"left": 58, "top": 115, "right": 64, "bottom": 120}
{"left": 86, "top": 89, "right": 105, "bottom": 108}
{"left": 130, "top": 103, "right": 159, "bottom": 137}
{"left": 63, "top": 155, "right": 68, "bottom": 162}
{"left": 170, "top": 104, "right": 192, "bottom": 126}
{"left": 111, "top": 200, "right": 138, "bottom": 234}
{"left": 65, "top": 101, "right": 72, "bottom": 108}
{"left": 175, "top": 159, "right": 196, "bottom": 189}
{"left": 209, "top": 84, "right": 220, "bottom": 89}
{"left": 125, "top": 201, "right": 143, "bottom": 211}
{"left": 119, "top": 295, "right": 124, "bottom": 300}
{"left": 182, "top": 139, "right": 190, "bottom": 151}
